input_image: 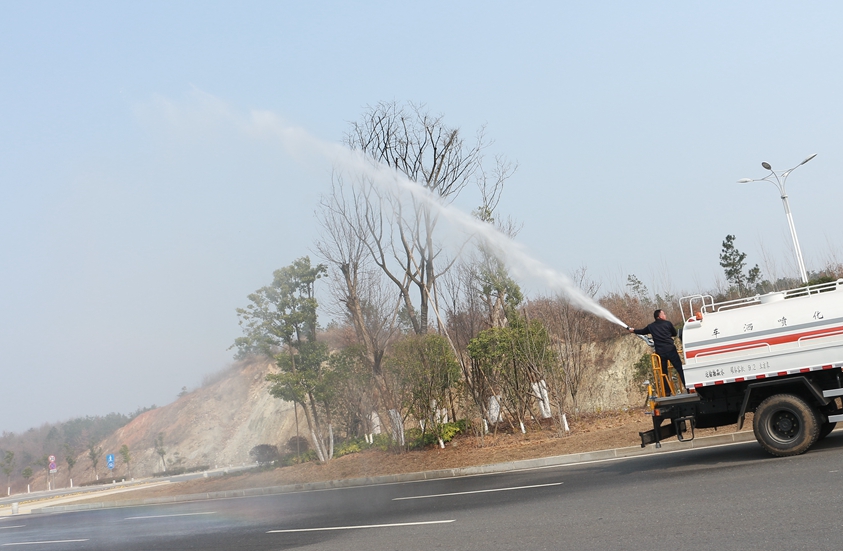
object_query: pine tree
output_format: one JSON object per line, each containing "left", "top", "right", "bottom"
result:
{"left": 719, "top": 234, "right": 761, "bottom": 296}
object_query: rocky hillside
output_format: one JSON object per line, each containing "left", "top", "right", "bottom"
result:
{"left": 32, "top": 358, "right": 299, "bottom": 488}
{"left": 108, "top": 358, "right": 299, "bottom": 475}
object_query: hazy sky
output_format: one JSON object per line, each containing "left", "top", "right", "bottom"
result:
{"left": 3, "top": 2, "right": 843, "bottom": 433}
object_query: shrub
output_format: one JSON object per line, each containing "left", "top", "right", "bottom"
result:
{"left": 334, "top": 438, "right": 365, "bottom": 458}
{"left": 370, "top": 433, "right": 392, "bottom": 450}
{"left": 285, "top": 436, "right": 309, "bottom": 454}
{"left": 633, "top": 353, "right": 653, "bottom": 384}
{"left": 279, "top": 449, "right": 318, "bottom": 466}
{"left": 249, "top": 444, "right": 280, "bottom": 466}
{"left": 407, "top": 420, "right": 467, "bottom": 449}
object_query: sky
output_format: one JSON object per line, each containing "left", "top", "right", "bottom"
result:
{"left": 2, "top": 1, "right": 843, "bottom": 432}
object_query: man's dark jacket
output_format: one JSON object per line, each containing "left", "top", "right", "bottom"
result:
{"left": 633, "top": 319, "right": 678, "bottom": 352}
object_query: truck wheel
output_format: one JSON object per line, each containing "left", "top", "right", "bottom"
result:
{"left": 753, "top": 394, "right": 819, "bottom": 457}
{"left": 818, "top": 422, "right": 837, "bottom": 441}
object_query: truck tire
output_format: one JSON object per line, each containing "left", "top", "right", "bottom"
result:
{"left": 753, "top": 394, "right": 819, "bottom": 457}
{"left": 818, "top": 422, "right": 836, "bottom": 441}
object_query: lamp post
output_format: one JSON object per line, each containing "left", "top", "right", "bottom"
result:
{"left": 737, "top": 153, "right": 816, "bottom": 285}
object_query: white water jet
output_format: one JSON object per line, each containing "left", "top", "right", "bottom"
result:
{"left": 248, "top": 112, "right": 628, "bottom": 328}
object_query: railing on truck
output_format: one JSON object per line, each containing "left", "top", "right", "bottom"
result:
{"left": 680, "top": 279, "right": 843, "bottom": 321}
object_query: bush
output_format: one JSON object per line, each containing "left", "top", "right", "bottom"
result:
{"left": 279, "top": 449, "right": 318, "bottom": 466}
{"left": 407, "top": 420, "right": 467, "bottom": 449}
{"left": 249, "top": 444, "right": 280, "bottom": 466}
{"left": 285, "top": 436, "right": 309, "bottom": 454}
{"left": 334, "top": 437, "right": 366, "bottom": 458}
{"left": 633, "top": 353, "right": 653, "bottom": 384}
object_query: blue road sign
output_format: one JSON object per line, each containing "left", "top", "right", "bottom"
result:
{"left": 106, "top": 453, "right": 115, "bottom": 470}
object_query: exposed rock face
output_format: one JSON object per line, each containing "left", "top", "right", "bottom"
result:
{"left": 588, "top": 336, "right": 649, "bottom": 410}
{"left": 111, "top": 359, "right": 298, "bottom": 477}
{"left": 48, "top": 359, "right": 299, "bottom": 485}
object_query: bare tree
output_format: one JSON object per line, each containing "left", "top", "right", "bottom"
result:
{"left": 341, "top": 101, "right": 515, "bottom": 335}
{"left": 316, "top": 178, "right": 400, "bottom": 379}
{"left": 533, "top": 269, "right": 608, "bottom": 415}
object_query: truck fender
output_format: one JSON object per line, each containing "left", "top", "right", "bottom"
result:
{"left": 737, "top": 376, "right": 830, "bottom": 431}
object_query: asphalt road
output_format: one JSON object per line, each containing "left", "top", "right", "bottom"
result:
{"left": 3, "top": 434, "right": 843, "bottom": 551}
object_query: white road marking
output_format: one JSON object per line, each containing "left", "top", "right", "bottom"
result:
{"left": 2, "top": 540, "right": 88, "bottom": 546}
{"left": 392, "top": 482, "right": 562, "bottom": 500}
{"left": 267, "top": 519, "right": 455, "bottom": 533}
{"left": 0, "top": 526, "right": 25, "bottom": 530}
{"left": 124, "top": 511, "right": 216, "bottom": 520}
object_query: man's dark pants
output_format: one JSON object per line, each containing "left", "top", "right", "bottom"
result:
{"left": 657, "top": 348, "right": 686, "bottom": 391}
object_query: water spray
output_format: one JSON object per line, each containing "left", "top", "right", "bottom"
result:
{"left": 330, "top": 148, "right": 631, "bottom": 328}
{"left": 251, "top": 113, "right": 636, "bottom": 328}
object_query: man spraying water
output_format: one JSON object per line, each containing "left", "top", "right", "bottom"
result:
{"left": 628, "top": 309, "right": 686, "bottom": 394}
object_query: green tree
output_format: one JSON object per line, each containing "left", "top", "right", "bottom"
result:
{"left": 468, "top": 312, "right": 557, "bottom": 432}
{"left": 235, "top": 257, "right": 337, "bottom": 462}
{"left": 626, "top": 274, "right": 651, "bottom": 305}
{"left": 21, "top": 467, "right": 33, "bottom": 488}
{"left": 64, "top": 444, "right": 76, "bottom": 481}
{"left": 154, "top": 433, "right": 166, "bottom": 472}
{"left": 1, "top": 451, "right": 15, "bottom": 491}
{"left": 475, "top": 257, "right": 523, "bottom": 329}
{"left": 88, "top": 445, "right": 102, "bottom": 481}
{"left": 37, "top": 455, "right": 52, "bottom": 481}
{"left": 384, "top": 334, "right": 461, "bottom": 447}
{"left": 119, "top": 444, "right": 131, "bottom": 477}
{"left": 720, "top": 234, "right": 762, "bottom": 297}
{"left": 325, "top": 345, "right": 376, "bottom": 439}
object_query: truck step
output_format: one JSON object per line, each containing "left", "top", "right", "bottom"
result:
{"left": 823, "top": 388, "right": 843, "bottom": 398}
{"left": 827, "top": 414, "right": 843, "bottom": 423}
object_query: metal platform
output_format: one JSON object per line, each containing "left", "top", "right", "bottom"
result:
{"left": 653, "top": 393, "right": 701, "bottom": 406}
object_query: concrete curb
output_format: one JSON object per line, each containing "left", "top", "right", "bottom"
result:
{"left": 33, "top": 430, "right": 758, "bottom": 514}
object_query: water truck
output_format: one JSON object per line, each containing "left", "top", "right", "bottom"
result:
{"left": 639, "top": 279, "right": 843, "bottom": 456}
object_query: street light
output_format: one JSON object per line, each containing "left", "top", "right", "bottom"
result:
{"left": 737, "top": 153, "right": 817, "bottom": 285}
